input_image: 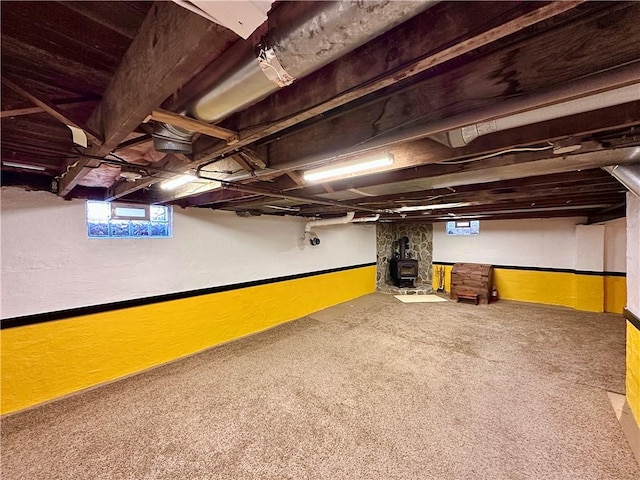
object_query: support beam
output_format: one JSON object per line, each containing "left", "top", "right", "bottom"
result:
{"left": 103, "top": 154, "right": 189, "bottom": 202}
{"left": 192, "top": 0, "right": 585, "bottom": 166}
{"left": 57, "top": 1, "right": 238, "bottom": 196}
{"left": 174, "top": 189, "right": 258, "bottom": 208}
{"left": 230, "top": 154, "right": 256, "bottom": 173}
{"left": 270, "top": 101, "right": 640, "bottom": 199}
{"left": 150, "top": 109, "right": 238, "bottom": 143}
{"left": 157, "top": 4, "right": 639, "bottom": 207}
{"left": 1, "top": 98, "right": 100, "bottom": 119}
{"left": 341, "top": 170, "right": 622, "bottom": 206}
{"left": 1, "top": 76, "right": 103, "bottom": 145}
{"left": 216, "top": 182, "right": 383, "bottom": 215}
{"left": 312, "top": 146, "right": 640, "bottom": 203}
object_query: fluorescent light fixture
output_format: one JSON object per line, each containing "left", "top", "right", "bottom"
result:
{"left": 2, "top": 161, "right": 46, "bottom": 171}
{"left": 303, "top": 153, "right": 393, "bottom": 183}
{"left": 161, "top": 174, "right": 196, "bottom": 190}
{"left": 265, "top": 205, "right": 300, "bottom": 212}
{"left": 395, "top": 202, "right": 472, "bottom": 212}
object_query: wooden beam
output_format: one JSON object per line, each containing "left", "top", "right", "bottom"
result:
{"left": 0, "top": 34, "right": 112, "bottom": 92}
{"left": 1, "top": 99, "right": 100, "bottom": 119}
{"left": 239, "top": 149, "right": 267, "bottom": 169}
{"left": 289, "top": 103, "right": 640, "bottom": 198}
{"left": 351, "top": 186, "right": 625, "bottom": 212}
{"left": 1, "top": 76, "right": 103, "bottom": 145}
{"left": 336, "top": 170, "right": 621, "bottom": 206}
{"left": 57, "top": 1, "right": 238, "bottom": 196}
{"left": 221, "top": 183, "right": 382, "bottom": 214}
{"left": 379, "top": 209, "right": 597, "bottom": 223}
{"left": 231, "top": 154, "right": 256, "bottom": 173}
{"left": 174, "top": 189, "right": 257, "bottom": 208}
{"left": 150, "top": 109, "right": 238, "bottom": 143}
{"left": 286, "top": 171, "right": 305, "bottom": 186}
{"left": 191, "top": 0, "right": 585, "bottom": 165}
{"left": 321, "top": 147, "right": 640, "bottom": 202}
{"left": 284, "top": 170, "right": 336, "bottom": 194}
{"left": 182, "top": 101, "right": 637, "bottom": 208}
{"left": 264, "top": 21, "right": 640, "bottom": 172}
{"left": 103, "top": 154, "right": 189, "bottom": 201}
{"left": 58, "top": 1, "right": 147, "bottom": 40}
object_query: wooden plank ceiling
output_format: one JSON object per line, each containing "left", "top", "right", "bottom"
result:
{"left": 2, "top": 1, "right": 639, "bottom": 223}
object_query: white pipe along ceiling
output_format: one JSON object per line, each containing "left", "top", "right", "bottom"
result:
{"left": 304, "top": 211, "right": 355, "bottom": 233}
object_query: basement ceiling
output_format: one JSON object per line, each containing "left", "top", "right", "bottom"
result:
{"left": 2, "top": 1, "right": 639, "bottom": 223}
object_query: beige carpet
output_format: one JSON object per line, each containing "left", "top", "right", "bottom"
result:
{"left": 2, "top": 293, "right": 638, "bottom": 479}
{"left": 394, "top": 294, "right": 448, "bottom": 303}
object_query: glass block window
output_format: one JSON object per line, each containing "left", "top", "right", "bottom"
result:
{"left": 446, "top": 220, "right": 480, "bottom": 236}
{"left": 86, "top": 201, "right": 172, "bottom": 238}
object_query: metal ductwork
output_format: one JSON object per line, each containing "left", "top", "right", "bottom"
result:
{"left": 153, "top": 123, "right": 194, "bottom": 154}
{"left": 153, "top": 1, "right": 436, "bottom": 154}
{"left": 603, "top": 163, "right": 640, "bottom": 199}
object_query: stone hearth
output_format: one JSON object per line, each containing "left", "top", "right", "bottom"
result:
{"left": 376, "top": 222, "right": 433, "bottom": 293}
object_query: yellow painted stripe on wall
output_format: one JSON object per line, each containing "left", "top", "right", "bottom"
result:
{"left": 604, "top": 276, "right": 627, "bottom": 314}
{"left": 1, "top": 266, "right": 376, "bottom": 415}
{"left": 432, "top": 264, "right": 625, "bottom": 313}
{"left": 627, "top": 323, "right": 640, "bottom": 425}
{"left": 575, "top": 274, "right": 605, "bottom": 313}
{"left": 493, "top": 269, "right": 578, "bottom": 308}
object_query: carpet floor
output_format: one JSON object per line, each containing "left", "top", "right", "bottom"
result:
{"left": 2, "top": 293, "right": 638, "bottom": 479}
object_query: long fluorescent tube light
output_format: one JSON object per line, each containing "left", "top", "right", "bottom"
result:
{"left": 161, "top": 174, "right": 196, "bottom": 190}
{"left": 395, "top": 202, "right": 472, "bottom": 212}
{"left": 2, "top": 161, "right": 46, "bottom": 171}
{"left": 303, "top": 153, "right": 393, "bottom": 183}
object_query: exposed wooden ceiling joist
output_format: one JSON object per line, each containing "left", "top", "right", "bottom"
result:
{"left": 57, "top": 1, "right": 239, "bottom": 196}
{"left": 173, "top": 1, "right": 588, "bottom": 170}
{"left": 3, "top": 1, "right": 639, "bottom": 223}
{"left": 1, "top": 98, "right": 100, "bottom": 119}
{"left": 1, "top": 76, "right": 103, "bottom": 145}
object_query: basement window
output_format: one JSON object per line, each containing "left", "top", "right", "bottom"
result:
{"left": 446, "top": 220, "right": 480, "bottom": 236}
{"left": 86, "top": 201, "right": 172, "bottom": 238}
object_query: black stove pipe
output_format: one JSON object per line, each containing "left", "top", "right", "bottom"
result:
{"left": 398, "top": 236, "right": 409, "bottom": 259}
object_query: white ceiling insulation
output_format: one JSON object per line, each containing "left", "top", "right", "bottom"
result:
{"left": 173, "top": 0, "right": 273, "bottom": 39}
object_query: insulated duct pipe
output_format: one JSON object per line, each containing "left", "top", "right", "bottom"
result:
{"left": 603, "top": 164, "right": 640, "bottom": 199}
{"left": 154, "top": 1, "right": 435, "bottom": 153}
{"left": 304, "top": 211, "right": 355, "bottom": 233}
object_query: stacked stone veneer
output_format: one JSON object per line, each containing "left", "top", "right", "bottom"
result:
{"left": 376, "top": 222, "right": 433, "bottom": 289}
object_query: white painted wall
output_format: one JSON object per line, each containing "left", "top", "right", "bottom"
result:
{"left": 627, "top": 193, "right": 640, "bottom": 315}
{"left": 433, "top": 217, "right": 586, "bottom": 269}
{"left": 605, "top": 217, "right": 627, "bottom": 273}
{"left": 575, "top": 224, "right": 605, "bottom": 272}
{"left": 433, "top": 216, "right": 627, "bottom": 274}
{"left": 1, "top": 188, "right": 376, "bottom": 318}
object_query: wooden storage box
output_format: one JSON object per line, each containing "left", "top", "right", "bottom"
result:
{"left": 450, "top": 263, "right": 494, "bottom": 305}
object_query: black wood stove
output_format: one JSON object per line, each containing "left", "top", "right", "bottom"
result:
{"left": 389, "top": 236, "right": 419, "bottom": 287}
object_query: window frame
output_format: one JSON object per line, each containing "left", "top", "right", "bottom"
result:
{"left": 86, "top": 200, "right": 172, "bottom": 239}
